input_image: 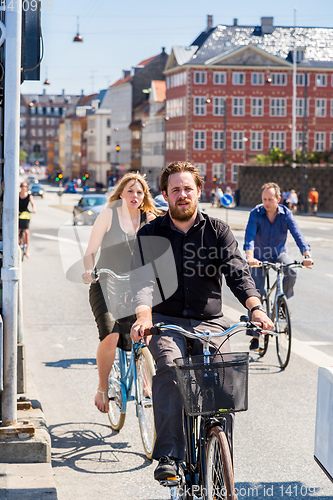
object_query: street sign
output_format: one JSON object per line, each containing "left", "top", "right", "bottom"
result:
{"left": 220, "top": 193, "right": 233, "bottom": 207}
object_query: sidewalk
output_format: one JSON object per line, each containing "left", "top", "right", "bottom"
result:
{"left": 0, "top": 369, "right": 57, "bottom": 499}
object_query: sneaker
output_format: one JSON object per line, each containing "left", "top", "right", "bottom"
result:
{"left": 249, "top": 337, "right": 259, "bottom": 351}
{"left": 154, "top": 456, "right": 178, "bottom": 481}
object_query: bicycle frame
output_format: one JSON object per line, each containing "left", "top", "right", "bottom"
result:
{"left": 263, "top": 266, "right": 285, "bottom": 328}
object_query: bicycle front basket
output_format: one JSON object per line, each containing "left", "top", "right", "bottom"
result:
{"left": 173, "top": 352, "right": 249, "bottom": 416}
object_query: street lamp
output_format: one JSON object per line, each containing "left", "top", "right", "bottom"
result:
{"left": 243, "top": 136, "right": 248, "bottom": 165}
{"left": 73, "top": 17, "right": 83, "bottom": 43}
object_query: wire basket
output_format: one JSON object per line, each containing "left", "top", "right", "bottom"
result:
{"left": 173, "top": 352, "right": 249, "bottom": 416}
{"left": 99, "top": 272, "right": 133, "bottom": 321}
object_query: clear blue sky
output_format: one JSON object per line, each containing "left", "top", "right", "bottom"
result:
{"left": 21, "top": 0, "right": 333, "bottom": 97}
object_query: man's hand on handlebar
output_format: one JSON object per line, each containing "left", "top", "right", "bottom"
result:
{"left": 251, "top": 309, "right": 274, "bottom": 332}
{"left": 130, "top": 305, "right": 153, "bottom": 343}
{"left": 302, "top": 256, "right": 313, "bottom": 268}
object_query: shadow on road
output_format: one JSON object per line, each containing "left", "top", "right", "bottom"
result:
{"left": 44, "top": 358, "right": 96, "bottom": 369}
{"left": 49, "top": 422, "right": 152, "bottom": 475}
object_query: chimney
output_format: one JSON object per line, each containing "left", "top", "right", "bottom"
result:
{"left": 261, "top": 16, "right": 274, "bottom": 34}
{"left": 123, "top": 70, "right": 130, "bottom": 79}
{"left": 62, "top": 89, "right": 65, "bottom": 96}
{"left": 233, "top": 18, "right": 238, "bottom": 26}
{"left": 207, "top": 14, "right": 213, "bottom": 30}
{"left": 162, "top": 47, "right": 166, "bottom": 53}
{"left": 81, "top": 89, "right": 84, "bottom": 95}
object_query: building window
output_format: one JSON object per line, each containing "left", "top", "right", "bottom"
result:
{"left": 251, "top": 98, "right": 264, "bottom": 116}
{"left": 252, "top": 73, "right": 264, "bottom": 85}
{"left": 330, "top": 132, "right": 333, "bottom": 152}
{"left": 106, "top": 136, "right": 111, "bottom": 145}
{"left": 232, "top": 131, "right": 245, "bottom": 150}
{"left": 194, "top": 97, "right": 206, "bottom": 116}
{"left": 106, "top": 152, "right": 111, "bottom": 161}
{"left": 296, "top": 98, "right": 308, "bottom": 117}
{"left": 314, "top": 132, "right": 325, "bottom": 151}
{"left": 195, "top": 163, "right": 206, "bottom": 178}
{"left": 296, "top": 74, "right": 308, "bottom": 86}
{"left": 213, "top": 131, "right": 225, "bottom": 150}
{"left": 107, "top": 119, "right": 111, "bottom": 127}
{"left": 331, "top": 100, "right": 333, "bottom": 117}
{"left": 231, "top": 164, "right": 239, "bottom": 184}
{"left": 213, "top": 97, "right": 226, "bottom": 116}
{"left": 232, "top": 97, "right": 245, "bottom": 116}
{"left": 193, "top": 130, "right": 206, "bottom": 150}
{"left": 270, "top": 131, "right": 285, "bottom": 150}
{"left": 37, "top": 106, "right": 43, "bottom": 115}
{"left": 212, "top": 163, "right": 226, "bottom": 184}
{"left": 38, "top": 118, "right": 43, "bottom": 125}
{"left": 30, "top": 118, "right": 36, "bottom": 125}
{"left": 270, "top": 98, "right": 286, "bottom": 117}
{"left": 214, "top": 72, "right": 226, "bottom": 85}
{"left": 194, "top": 71, "right": 206, "bottom": 84}
{"left": 250, "top": 131, "right": 263, "bottom": 151}
{"left": 232, "top": 72, "right": 245, "bottom": 85}
{"left": 30, "top": 107, "right": 36, "bottom": 115}
{"left": 296, "top": 132, "right": 305, "bottom": 149}
{"left": 315, "top": 99, "right": 326, "bottom": 117}
{"left": 31, "top": 128, "right": 36, "bottom": 137}
{"left": 271, "top": 73, "right": 287, "bottom": 85}
{"left": 316, "top": 74, "right": 327, "bottom": 87}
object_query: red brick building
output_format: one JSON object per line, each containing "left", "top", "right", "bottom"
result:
{"left": 164, "top": 16, "right": 333, "bottom": 199}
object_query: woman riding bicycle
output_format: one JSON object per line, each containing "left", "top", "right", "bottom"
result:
{"left": 19, "top": 182, "right": 36, "bottom": 258}
{"left": 82, "top": 173, "right": 158, "bottom": 414}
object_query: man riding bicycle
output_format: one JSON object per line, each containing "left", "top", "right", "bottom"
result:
{"left": 244, "top": 182, "right": 313, "bottom": 350}
{"left": 130, "top": 162, "right": 274, "bottom": 481}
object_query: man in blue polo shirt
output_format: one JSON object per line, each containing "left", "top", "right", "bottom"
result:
{"left": 244, "top": 182, "right": 313, "bottom": 350}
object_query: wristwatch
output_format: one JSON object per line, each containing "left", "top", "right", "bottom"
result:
{"left": 250, "top": 305, "right": 265, "bottom": 314}
{"left": 303, "top": 254, "right": 311, "bottom": 259}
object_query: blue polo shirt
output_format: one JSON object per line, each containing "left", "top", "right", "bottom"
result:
{"left": 243, "top": 204, "right": 310, "bottom": 261}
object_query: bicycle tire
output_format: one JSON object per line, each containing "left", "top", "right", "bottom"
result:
{"left": 135, "top": 346, "right": 156, "bottom": 459}
{"left": 275, "top": 295, "right": 292, "bottom": 370}
{"left": 205, "top": 426, "right": 235, "bottom": 500}
{"left": 258, "top": 292, "right": 269, "bottom": 357}
{"left": 108, "top": 353, "right": 126, "bottom": 431}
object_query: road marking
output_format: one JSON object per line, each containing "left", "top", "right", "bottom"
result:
{"left": 326, "top": 274, "right": 333, "bottom": 278}
{"left": 223, "top": 304, "right": 333, "bottom": 367}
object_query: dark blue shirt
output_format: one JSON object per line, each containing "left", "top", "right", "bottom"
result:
{"left": 243, "top": 204, "right": 310, "bottom": 261}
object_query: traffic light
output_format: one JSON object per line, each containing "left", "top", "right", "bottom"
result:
{"left": 213, "top": 177, "right": 217, "bottom": 183}
{"left": 55, "top": 173, "right": 63, "bottom": 182}
{"left": 116, "top": 144, "right": 120, "bottom": 153}
{"left": 82, "top": 173, "right": 90, "bottom": 181}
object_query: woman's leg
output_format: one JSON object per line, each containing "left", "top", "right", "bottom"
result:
{"left": 95, "top": 332, "right": 119, "bottom": 412}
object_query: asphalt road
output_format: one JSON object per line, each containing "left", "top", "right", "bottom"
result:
{"left": 21, "top": 190, "right": 333, "bottom": 499}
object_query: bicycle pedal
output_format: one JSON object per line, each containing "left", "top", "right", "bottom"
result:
{"left": 159, "top": 476, "right": 180, "bottom": 487}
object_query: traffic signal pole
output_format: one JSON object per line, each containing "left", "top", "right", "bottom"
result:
{"left": 1, "top": 1, "right": 22, "bottom": 425}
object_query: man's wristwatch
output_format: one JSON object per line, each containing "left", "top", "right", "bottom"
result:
{"left": 250, "top": 305, "right": 265, "bottom": 314}
{"left": 303, "top": 254, "right": 311, "bottom": 259}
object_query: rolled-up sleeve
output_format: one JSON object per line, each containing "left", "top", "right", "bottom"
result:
{"left": 243, "top": 210, "right": 258, "bottom": 252}
{"left": 287, "top": 213, "right": 311, "bottom": 254}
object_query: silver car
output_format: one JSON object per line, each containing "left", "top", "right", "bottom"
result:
{"left": 73, "top": 194, "right": 108, "bottom": 225}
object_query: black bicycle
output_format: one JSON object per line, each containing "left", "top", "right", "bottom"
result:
{"left": 254, "top": 261, "right": 310, "bottom": 369}
{"left": 150, "top": 320, "right": 273, "bottom": 500}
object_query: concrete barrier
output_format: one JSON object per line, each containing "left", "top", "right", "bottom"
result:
{"left": 314, "top": 366, "right": 333, "bottom": 482}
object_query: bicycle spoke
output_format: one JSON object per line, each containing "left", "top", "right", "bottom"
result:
{"left": 275, "top": 296, "right": 292, "bottom": 369}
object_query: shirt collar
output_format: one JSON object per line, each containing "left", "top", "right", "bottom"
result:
{"left": 258, "top": 204, "right": 285, "bottom": 216}
{"left": 161, "top": 209, "right": 205, "bottom": 233}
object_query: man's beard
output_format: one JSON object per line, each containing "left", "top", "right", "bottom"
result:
{"left": 169, "top": 198, "right": 197, "bottom": 221}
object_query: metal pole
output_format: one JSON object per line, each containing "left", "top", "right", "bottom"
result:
{"left": 292, "top": 9, "right": 297, "bottom": 167}
{"left": 223, "top": 98, "right": 227, "bottom": 183}
{"left": 1, "top": 1, "right": 22, "bottom": 425}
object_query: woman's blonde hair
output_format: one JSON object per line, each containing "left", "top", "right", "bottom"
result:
{"left": 107, "top": 172, "right": 158, "bottom": 215}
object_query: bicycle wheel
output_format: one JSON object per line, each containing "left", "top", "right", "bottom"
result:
{"left": 135, "top": 346, "right": 156, "bottom": 459}
{"left": 108, "top": 353, "right": 126, "bottom": 431}
{"left": 205, "top": 426, "right": 235, "bottom": 500}
{"left": 258, "top": 292, "right": 269, "bottom": 357}
{"left": 275, "top": 295, "right": 292, "bottom": 370}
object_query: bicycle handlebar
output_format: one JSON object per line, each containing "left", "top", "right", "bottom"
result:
{"left": 92, "top": 268, "right": 130, "bottom": 281}
{"left": 150, "top": 320, "right": 276, "bottom": 340}
{"left": 254, "top": 260, "right": 313, "bottom": 271}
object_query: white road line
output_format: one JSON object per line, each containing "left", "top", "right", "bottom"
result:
{"left": 326, "top": 274, "right": 333, "bottom": 279}
{"left": 223, "top": 304, "right": 333, "bottom": 367}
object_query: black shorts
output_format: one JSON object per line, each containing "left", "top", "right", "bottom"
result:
{"left": 19, "top": 219, "right": 30, "bottom": 230}
{"left": 89, "top": 281, "right": 134, "bottom": 351}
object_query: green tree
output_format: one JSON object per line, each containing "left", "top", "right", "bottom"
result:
{"left": 19, "top": 148, "right": 28, "bottom": 164}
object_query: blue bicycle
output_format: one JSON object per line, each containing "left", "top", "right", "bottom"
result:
{"left": 95, "top": 269, "right": 156, "bottom": 460}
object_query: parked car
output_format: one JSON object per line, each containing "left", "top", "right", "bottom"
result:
{"left": 73, "top": 193, "right": 108, "bottom": 225}
{"left": 154, "top": 194, "right": 168, "bottom": 213}
{"left": 64, "top": 182, "right": 77, "bottom": 194}
{"left": 29, "top": 184, "right": 44, "bottom": 198}
{"left": 27, "top": 175, "right": 38, "bottom": 184}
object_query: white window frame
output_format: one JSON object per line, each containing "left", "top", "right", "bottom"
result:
{"left": 296, "top": 98, "right": 308, "bottom": 117}
{"left": 232, "top": 131, "right": 245, "bottom": 150}
{"left": 194, "top": 71, "right": 207, "bottom": 84}
{"left": 271, "top": 73, "right": 287, "bottom": 86}
{"left": 316, "top": 74, "right": 327, "bottom": 87}
{"left": 270, "top": 98, "right": 286, "bottom": 117}
{"left": 232, "top": 72, "right": 245, "bottom": 85}
{"left": 213, "top": 97, "right": 226, "bottom": 116}
{"left": 314, "top": 132, "right": 326, "bottom": 151}
{"left": 250, "top": 131, "right": 263, "bottom": 151}
{"left": 252, "top": 73, "right": 264, "bottom": 85}
{"left": 212, "top": 163, "right": 226, "bottom": 184}
{"left": 213, "top": 131, "right": 225, "bottom": 150}
{"left": 193, "top": 97, "right": 206, "bottom": 116}
{"left": 330, "top": 132, "right": 333, "bottom": 152}
{"left": 251, "top": 98, "right": 264, "bottom": 117}
{"left": 213, "top": 72, "right": 226, "bottom": 85}
{"left": 296, "top": 131, "right": 305, "bottom": 150}
{"left": 231, "top": 164, "right": 239, "bottom": 183}
{"left": 296, "top": 74, "right": 308, "bottom": 86}
{"left": 193, "top": 130, "right": 206, "bottom": 150}
{"left": 269, "top": 131, "right": 286, "bottom": 150}
{"left": 315, "top": 99, "right": 326, "bottom": 118}
{"left": 194, "top": 163, "right": 206, "bottom": 178}
{"left": 232, "top": 97, "right": 245, "bottom": 116}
